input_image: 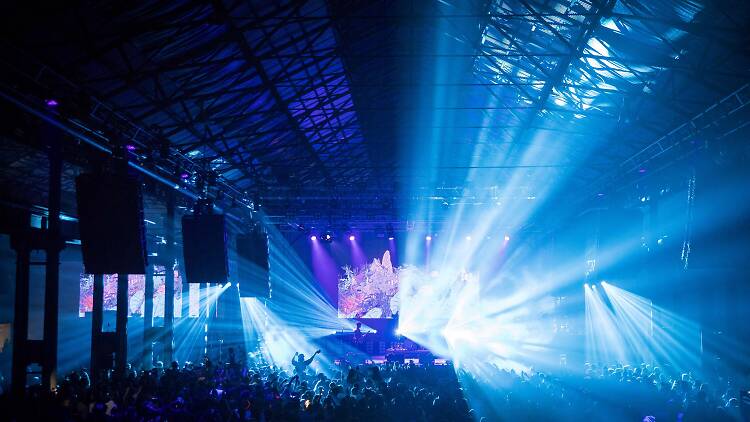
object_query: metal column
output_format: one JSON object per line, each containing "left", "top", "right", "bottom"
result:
{"left": 163, "top": 192, "right": 175, "bottom": 362}
{"left": 42, "top": 123, "right": 62, "bottom": 391}
{"left": 90, "top": 274, "right": 103, "bottom": 380}
{"left": 10, "top": 238, "right": 30, "bottom": 397}
{"left": 115, "top": 273, "right": 128, "bottom": 374}
{"left": 143, "top": 266, "right": 154, "bottom": 368}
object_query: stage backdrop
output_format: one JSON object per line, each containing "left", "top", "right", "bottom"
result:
{"left": 338, "top": 249, "right": 399, "bottom": 318}
{"left": 285, "top": 233, "right": 402, "bottom": 321}
{"left": 287, "top": 233, "right": 480, "bottom": 324}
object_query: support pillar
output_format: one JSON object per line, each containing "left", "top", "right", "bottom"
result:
{"left": 143, "top": 266, "right": 154, "bottom": 368}
{"left": 163, "top": 192, "right": 175, "bottom": 362}
{"left": 10, "top": 239, "right": 30, "bottom": 397}
{"left": 90, "top": 274, "right": 103, "bottom": 381}
{"left": 42, "top": 123, "right": 62, "bottom": 391}
{"left": 115, "top": 273, "right": 128, "bottom": 375}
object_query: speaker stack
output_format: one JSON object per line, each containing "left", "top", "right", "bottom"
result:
{"left": 237, "top": 230, "right": 271, "bottom": 298}
{"left": 181, "top": 213, "right": 229, "bottom": 284}
{"left": 75, "top": 173, "right": 147, "bottom": 275}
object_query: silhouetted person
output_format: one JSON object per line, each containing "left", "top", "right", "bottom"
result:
{"left": 354, "top": 322, "right": 363, "bottom": 344}
{"left": 292, "top": 350, "right": 320, "bottom": 375}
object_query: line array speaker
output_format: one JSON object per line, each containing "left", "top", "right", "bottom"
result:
{"left": 181, "top": 214, "right": 228, "bottom": 283}
{"left": 75, "top": 173, "right": 147, "bottom": 274}
{"left": 237, "top": 231, "right": 270, "bottom": 298}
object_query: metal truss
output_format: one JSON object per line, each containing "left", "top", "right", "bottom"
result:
{"left": 1, "top": 0, "right": 749, "bottom": 231}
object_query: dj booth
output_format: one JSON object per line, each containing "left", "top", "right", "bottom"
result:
{"left": 323, "top": 330, "right": 443, "bottom": 365}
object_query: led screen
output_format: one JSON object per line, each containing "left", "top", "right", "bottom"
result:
{"left": 338, "top": 250, "right": 480, "bottom": 319}
{"left": 338, "top": 250, "right": 399, "bottom": 318}
{"left": 78, "top": 263, "right": 186, "bottom": 317}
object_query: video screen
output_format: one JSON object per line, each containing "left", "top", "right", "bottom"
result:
{"left": 338, "top": 251, "right": 399, "bottom": 318}
{"left": 337, "top": 250, "right": 481, "bottom": 319}
{"left": 78, "top": 263, "right": 185, "bottom": 318}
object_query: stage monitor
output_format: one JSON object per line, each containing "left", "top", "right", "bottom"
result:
{"left": 237, "top": 231, "right": 271, "bottom": 298}
{"left": 75, "top": 173, "right": 147, "bottom": 274}
{"left": 181, "top": 214, "right": 228, "bottom": 283}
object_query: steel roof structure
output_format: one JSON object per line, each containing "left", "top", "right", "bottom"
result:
{"left": 1, "top": 0, "right": 749, "bottom": 233}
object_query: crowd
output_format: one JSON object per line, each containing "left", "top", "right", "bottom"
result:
{"left": 0, "top": 352, "right": 747, "bottom": 421}
{"left": 0, "top": 352, "right": 472, "bottom": 422}
{"left": 458, "top": 362, "right": 748, "bottom": 421}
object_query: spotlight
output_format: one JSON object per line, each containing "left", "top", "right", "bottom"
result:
{"left": 504, "top": 234, "right": 511, "bottom": 241}
{"left": 465, "top": 236, "right": 472, "bottom": 241}
{"left": 600, "top": 281, "right": 608, "bottom": 286}
{"left": 322, "top": 231, "right": 333, "bottom": 243}
{"left": 425, "top": 235, "right": 432, "bottom": 241}
{"left": 180, "top": 172, "right": 190, "bottom": 179}
{"left": 592, "top": 284, "right": 597, "bottom": 290}
{"left": 310, "top": 235, "right": 317, "bottom": 241}
{"left": 44, "top": 98, "right": 59, "bottom": 107}
{"left": 584, "top": 283, "right": 589, "bottom": 288}
{"left": 349, "top": 235, "right": 355, "bottom": 241}
{"left": 225, "top": 282, "right": 232, "bottom": 288}
{"left": 125, "top": 144, "right": 137, "bottom": 151}
{"left": 386, "top": 224, "right": 395, "bottom": 240}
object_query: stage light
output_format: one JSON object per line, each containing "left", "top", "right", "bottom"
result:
{"left": 600, "top": 281, "right": 607, "bottom": 286}
{"left": 465, "top": 236, "right": 472, "bottom": 241}
{"left": 425, "top": 235, "right": 432, "bottom": 241}
{"left": 125, "top": 144, "right": 137, "bottom": 151}
{"left": 310, "top": 235, "right": 317, "bottom": 241}
{"left": 584, "top": 283, "right": 589, "bottom": 288}
{"left": 592, "top": 284, "right": 597, "bottom": 290}
{"left": 349, "top": 235, "right": 355, "bottom": 241}
{"left": 180, "top": 172, "right": 190, "bottom": 179}
{"left": 388, "top": 236, "right": 395, "bottom": 240}
{"left": 44, "top": 98, "right": 59, "bottom": 107}
{"left": 225, "top": 282, "right": 232, "bottom": 288}
{"left": 504, "top": 234, "right": 511, "bottom": 241}
{"left": 322, "top": 232, "right": 333, "bottom": 243}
